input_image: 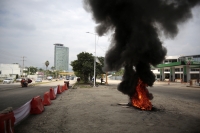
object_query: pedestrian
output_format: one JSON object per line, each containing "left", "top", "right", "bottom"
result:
{"left": 77, "top": 77, "right": 80, "bottom": 83}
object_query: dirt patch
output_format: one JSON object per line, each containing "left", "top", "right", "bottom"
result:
{"left": 15, "top": 84, "right": 200, "bottom": 133}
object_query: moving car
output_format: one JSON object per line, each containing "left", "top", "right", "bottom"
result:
{"left": 3, "top": 78, "right": 14, "bottom": 84}
{"left": 35, "top": 78, "right": 42, "bottom": 82}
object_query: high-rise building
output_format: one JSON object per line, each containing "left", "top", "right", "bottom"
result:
{"left": 54, "top": 43, "right": 69, "bottom": 71}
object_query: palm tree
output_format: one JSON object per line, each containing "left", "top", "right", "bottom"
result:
{"left": 51, "top": 66, "right": 55, "bottom": 72}
{"left": 50, "top": 66, "right": 56, "bottom": 78}
{"left": 45, "top": 61, "right": 49, "bottom": 70}
{"left": 45, "top": 61, "right": 49, "bottom": 79}
{"left": 38, "top": 68, "right": 43, "bottom": 72}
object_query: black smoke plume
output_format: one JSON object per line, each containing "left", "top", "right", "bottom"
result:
{"left": 83, "top": 0, "right": 200, "bottom": 95}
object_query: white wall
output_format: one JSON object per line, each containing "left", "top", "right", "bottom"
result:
{"left": 27, "top": 75, "right": 38, "bottom": 80}
{"left": 0, "top": 64, "right": 21, "bottom": 78}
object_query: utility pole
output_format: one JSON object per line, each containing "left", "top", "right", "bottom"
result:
{"left": 21, "top": 56, "right": 26, "bottom": 77}
{"left": 29, "top": 67, "right": 30, "bottom": 77}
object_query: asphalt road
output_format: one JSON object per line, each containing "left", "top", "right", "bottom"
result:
{"left": 149, "top": 82, "right": 200, "bottom": 103}
{"left": 0, "top": 80, "right": 75, "bottom": 111}
{"left": 0, "top": 80, "right": 200, "bottom": 111}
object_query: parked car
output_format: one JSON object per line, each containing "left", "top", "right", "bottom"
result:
{"left": 156, "top": 78, "right": 160, "bottom": 81}
{"left": 3, "top": 78, "right": 14, "bottom": 84}
{"left": 16, "top": 78, "right": 22, "bottom": 82}
{"left": 66, "top": 76, "right": 70, "bottom": 80}
{"left": 35, "top": 78, "right": 42, "bottom": 82}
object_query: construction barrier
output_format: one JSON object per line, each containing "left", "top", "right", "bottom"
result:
{"left": 60, "top": 85, "right": 63, "bottom": 92}
{"left": 13, "top": 100, "right": 31, "bottom": 125}
{"left": 0, "top": 83, "right": 69, "bottom": 132}
{"left": 57, "top": 85, "right": 62, "bottom": 94}
{"left": 63, "top": 84, "right": 67, "bottom": 90}
{"left": 0, "top": 108, "right": 15, "bottom": 133}
{"left": 42, "top": 92, "right": 51, "bottom": 106}
{"left": 54, "top": 87, "right": 58, "bottom": 95}
{"left": 49, "top": 88, "right": 56, "bottom": 100}
{"left": 61, "top": 86, "right": 65, "bottom": 92}
{"left": 30, "top": 96, "right": 44, "bottom": 114}
{"left": 64, "top": 81, "right": 69, "bottom": 89}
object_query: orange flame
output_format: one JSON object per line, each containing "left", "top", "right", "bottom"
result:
{"left": 131, "top": 79, "right": 152, "bottom": 110}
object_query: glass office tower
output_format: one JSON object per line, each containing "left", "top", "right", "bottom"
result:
{"left": 54, "top": 44, "right": 69, "bottom": 71}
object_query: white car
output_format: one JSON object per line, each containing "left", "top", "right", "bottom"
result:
{"left": 3, "top": 78, "right": 14, "bottom": 84}
{"left": 47, "top": 76, "right": 53, "bottom": 80}
{"left": 35, "top": 78, "right": 42, "bottom": 82}
{"left": 16, "top": 78, "right": 22, "bottom": 82}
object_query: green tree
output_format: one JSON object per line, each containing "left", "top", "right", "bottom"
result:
{"left": 71, "top": 52, "right": 105, "bottom": 83}
{"left": 24, "top": 66, "right": 38, "bottom": 75}
{"left": 38, "top": 68, "right": 43, "bottom": 72}
{"left": 45, "top": 61, "right": 49, "bottom": 79}
{"left": 51, "top": 66, "right": 55, "bottom": 71}
{"left": 55, "top": 70, "right": 60, "bottom": 78}
{"left": 29, "top": 66, "right": 37, "bottom": 75}
{"left": 71, "top": 52, "right": 94, "bottom": 83}
{"left": 23, "top": 67, "right": 29, "bottom": 76}
{"left": 45, "top": 61, "right": 49, "bottom": 70}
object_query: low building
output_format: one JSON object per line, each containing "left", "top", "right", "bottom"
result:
{"left": 0, "top": 64, "right": 21, "bottom": 80}
{"left": 152, "top": 55, "right": 200, "bottom": 82}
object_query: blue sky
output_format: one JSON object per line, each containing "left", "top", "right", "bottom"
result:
{"left": 0, "top": 0, "right": 200, "bottom": 71}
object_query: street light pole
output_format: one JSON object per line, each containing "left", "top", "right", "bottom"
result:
{"left": 86, "top": 32, "right": 96, "bottom": 87}
{"left": 94, "top": 34, "right": 96, "bottom": 87}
